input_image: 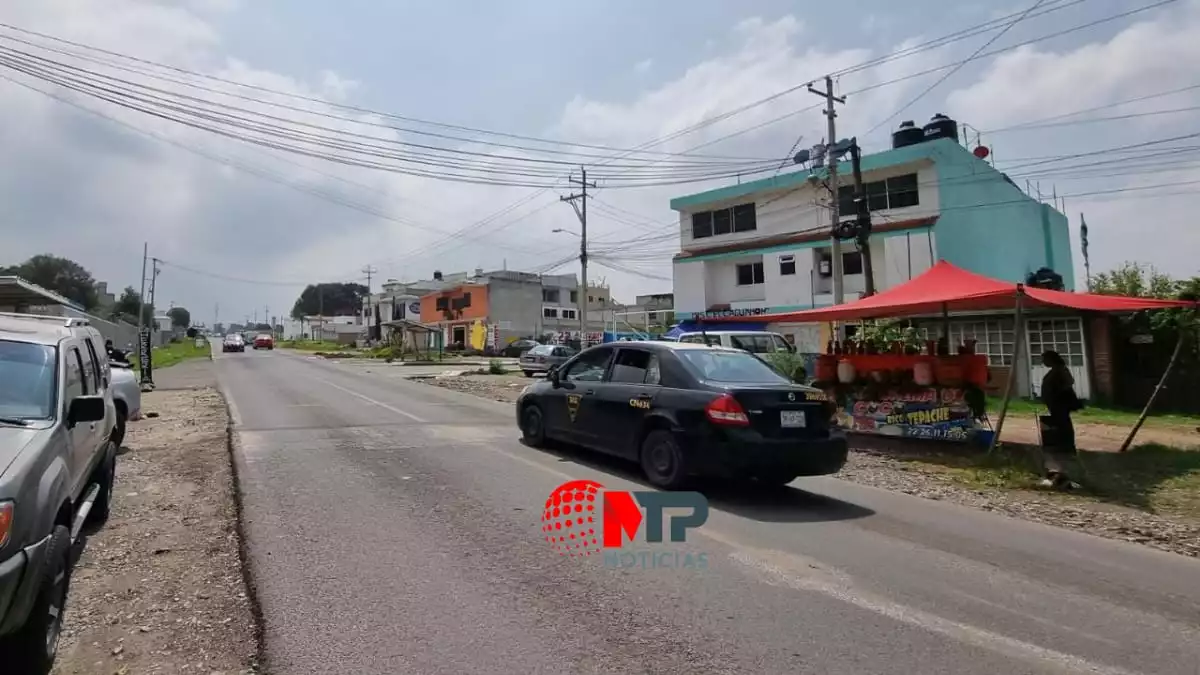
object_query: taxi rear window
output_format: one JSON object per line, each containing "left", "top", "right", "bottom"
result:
{"left": 678, "top": 350, "right": 789, "bottom": 384}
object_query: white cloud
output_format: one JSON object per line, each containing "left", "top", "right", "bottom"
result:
{"left": 1, "top": 1, "right": 1197, "bottom": 327}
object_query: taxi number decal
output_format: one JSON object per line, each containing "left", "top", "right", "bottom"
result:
{"left": 629, "top": 398, "right": 651, "bottom": 409}
{"left": 804, "top": 391, "right": 828, "bottom": 401}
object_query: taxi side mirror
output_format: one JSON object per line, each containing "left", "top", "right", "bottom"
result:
{"left": 549, "top": 366, "right": 561, "bottom": 387}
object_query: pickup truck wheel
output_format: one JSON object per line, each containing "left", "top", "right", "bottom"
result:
{"left": 0, "top": 525, "right": 72, "bottom": 675}
{"left": 88, "top": 443, "right": 117, "bottom": 527}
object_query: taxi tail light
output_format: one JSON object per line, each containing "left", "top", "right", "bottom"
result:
{"left": 705, "top": 394, "right": 750, "bottom": 427}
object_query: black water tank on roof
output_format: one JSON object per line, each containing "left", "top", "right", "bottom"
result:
{"left": 922, "top": 114, "right": 959, "bottom": 143}
{"left": 892, "top": 120, "right": 925, "bottom": 149}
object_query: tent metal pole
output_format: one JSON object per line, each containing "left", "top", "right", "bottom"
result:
{"left": 1119, "top": 326, "right": 1189, "bottom": 452}
{"left": 989, "top": 286, "right": 1025, "bottom": 454}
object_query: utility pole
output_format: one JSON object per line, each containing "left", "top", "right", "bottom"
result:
{"left": 560, "top": 167, "right": 597, "bottom": 346}
{"left": 808, "top": 76, "right": 847, "bottom": 307}
{"left": 362, "top": 265, "right": 378, "bottom": 293}
{"left": 1080, "top": 213, "right": 1091, "bottom": 292}
{"left": 214, "top": 302, "right": 219, "bottom": 331}
{"left": 848, "top": 140, "right": 876, "bottom": 297}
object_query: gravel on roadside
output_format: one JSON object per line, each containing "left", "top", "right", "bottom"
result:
{"left": 420, "top": 374, "right": 1200, "bottom": 558}
{"left": 51, "top": 388, "right": 258, "bottom": 675}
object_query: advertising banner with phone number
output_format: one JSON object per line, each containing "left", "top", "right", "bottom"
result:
{"left": 826, "top": 386, "right": 981, "bottom": 442}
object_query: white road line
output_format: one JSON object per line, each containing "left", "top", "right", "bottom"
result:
{"left": 315, "top": 378, "right": 427, "bottom": 423}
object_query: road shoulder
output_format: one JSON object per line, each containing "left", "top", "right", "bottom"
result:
{"left": 51, "top": 387, "right": 259, "bottom": 675}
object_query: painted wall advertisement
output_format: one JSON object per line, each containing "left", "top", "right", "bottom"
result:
{"left": 830, "top": 387, "right": 980, "bottom": 442}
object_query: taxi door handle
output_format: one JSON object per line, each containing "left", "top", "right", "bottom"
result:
{"left": 583, "top": 389, "right": 595, "bottom": 395}
{"left": 634, "top": 393, "right": 652, "bottom": 400}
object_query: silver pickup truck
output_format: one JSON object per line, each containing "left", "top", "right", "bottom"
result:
{"left": 0, "top": 313, "right": 118, "bottom": 674}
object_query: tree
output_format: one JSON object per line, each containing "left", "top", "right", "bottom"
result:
{"left": 1091, "top": 262, "right": 1178, "bottom": 299}
{"left": 166, "top": 306, "right": 191, "bottom": 329}
{"left": 0, "top": 254, "right": 100, "bottom": 310}
{"left": 109, "top": 286, "right": 154, "bottom": 325}
{"left": 291, "top": 282, "right": 368, "bottom": 319}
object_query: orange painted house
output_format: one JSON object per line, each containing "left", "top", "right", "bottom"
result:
{"left": 420, "top": 283, "right": 490, "bottom": 348}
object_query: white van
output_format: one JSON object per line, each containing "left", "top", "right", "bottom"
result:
{"left": 676, "top": 330, "right": 794, "bottom": 355}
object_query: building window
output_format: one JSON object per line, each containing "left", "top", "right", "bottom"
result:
{"left": 691, "top": 202, "right": 757, "bottom": 239}
{"left": 923, "top": 319, "right": 1016, "bottom": 366}
{"left": 1028, "top": 318, "right": 1085, "bottom": 367}
{"left": 837, "top": 172, "right": 920, "bottom": 214}
{"left": 779, "top": 254, "right": 796, "bottom": 276}
{"left": 569, "top": 290, "right": 578, "bottom": 303}
{"left": 543, "top": 307, "right": 558, "bottom": 319}
{"left": 736, "top": 262, "right": 765, "bottom": 286}
{"left": 542, "top": 288, "right": 560, "bottom": 303}
{"left": 842, "top": 251, "right": 863, "bottom": 275}
{"left": 562, "top": 309, "right": 577, "bottom": 320}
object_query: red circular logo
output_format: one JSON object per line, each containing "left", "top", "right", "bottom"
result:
{"left": 542, "top": 479, "right": 602, "bottom": 556}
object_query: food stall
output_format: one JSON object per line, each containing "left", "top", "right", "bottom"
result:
{"left": 701, "top": 261, "right": 1195, "bottom": 449}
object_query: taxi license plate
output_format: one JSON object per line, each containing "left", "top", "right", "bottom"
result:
{"left": 780, "top": 410, "right": 806, "bottom": 428}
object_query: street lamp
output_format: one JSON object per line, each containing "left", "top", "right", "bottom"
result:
{"left": 552, "top": 228, "right": 580, "bottom": 237}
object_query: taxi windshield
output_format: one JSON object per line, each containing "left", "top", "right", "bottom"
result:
{"left": 677, "top": 349, "right": 789, "bottom": 384}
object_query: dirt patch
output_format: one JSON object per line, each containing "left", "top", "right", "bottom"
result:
{"left": 422, "top": 373, "right": 534, "bottom": 403}
{"left": 52, "top": 388, "right": 258, "bottom": 675}
{"left": 425, "top": 374, "right": 1200, "bottom": 557}
{"left": 996, "top": 413, "right": 1198, "bottom": 452}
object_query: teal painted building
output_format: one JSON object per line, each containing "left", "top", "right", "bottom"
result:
{"left": 670, "top": 137, "right": 1073, "bottom": 322}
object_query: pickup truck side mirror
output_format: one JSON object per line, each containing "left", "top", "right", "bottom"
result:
{"left": 67, "top": 395, "right": 106, "bottom": 427}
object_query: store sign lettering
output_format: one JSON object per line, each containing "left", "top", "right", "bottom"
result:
{"left": 701, "top": 307, "right": 767, "bottom": 318}
{"left": 886, "top": 406, "right": 952, "bottom": 426}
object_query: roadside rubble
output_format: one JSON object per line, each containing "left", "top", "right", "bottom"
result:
{"left": 52, "top": 389, "right": 258, "bottom": 675}
{"left": 420, "top": 373, "right": 1200, "bottom": 558}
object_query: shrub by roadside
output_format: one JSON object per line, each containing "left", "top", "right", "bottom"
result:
{"left": 51, "top": 388, "right": 258, "bottom": 674}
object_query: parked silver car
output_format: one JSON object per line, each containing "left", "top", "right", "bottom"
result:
{"left": 107, "top": 362, "right": 141, "bottom": 447}
{"left": 519, "top": 344, "right": 577, "bottom": 377}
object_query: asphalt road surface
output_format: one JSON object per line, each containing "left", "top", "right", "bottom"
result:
{"left": 215, "top": 347, "right": 1200, "bottom": 675}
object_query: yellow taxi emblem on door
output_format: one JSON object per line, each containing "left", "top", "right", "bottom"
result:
{"left": 567, "top": 394, "right": 581, "bottom": 422}
{"left": 629, "top": 398, "right": 651, "bottom": 409}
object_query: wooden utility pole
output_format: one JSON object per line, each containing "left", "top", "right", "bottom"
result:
{"left": 560, "top": 168, "right": 597, "bottom": 345}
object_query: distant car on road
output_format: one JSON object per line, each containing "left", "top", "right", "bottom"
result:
{"left": 501, "top": 339, "right": 540, "bottom": 358}
{"left": 253, "top": 334, "right": 274, "bottom": 350}
{"left": 515, "top": 341, "right": 846, "bottom": 489}
{"left": 519, "top": 344, "right": 576, "bottom": 377}
{"left": 222, "top": 334, "right": 245, "bottom": 353}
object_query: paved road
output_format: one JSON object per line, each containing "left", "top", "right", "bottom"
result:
{"left": 214, "top": 347, "right": 1200, "bottom": 675}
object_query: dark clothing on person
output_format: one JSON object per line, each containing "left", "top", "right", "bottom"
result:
{"left": 1040, "top": 366, "right": 1078, "bottom": 453}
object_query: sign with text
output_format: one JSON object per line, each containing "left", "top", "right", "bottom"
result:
{"left": 829, "top": 386, "right": 980, "bottom": 442}
{"left": 137, "top": 327, "right": 154, "bottom": 386}
{"left": 700, "top": 307, "right": 767, "bottom": 318}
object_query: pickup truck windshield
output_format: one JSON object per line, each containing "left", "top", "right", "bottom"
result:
{"left": 0, "top": 340, "right": 57, "bottom": 420}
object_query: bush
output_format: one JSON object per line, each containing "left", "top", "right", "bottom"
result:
{"left": 488, "top": 358, "right": 508, "bottom": 375}
{"left": 764, "top": 351, "right": 808, "bottom": 383}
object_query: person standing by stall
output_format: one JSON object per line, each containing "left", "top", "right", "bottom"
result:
{"left": 1040, "top": 350, "right": 1082, "bottom": 488}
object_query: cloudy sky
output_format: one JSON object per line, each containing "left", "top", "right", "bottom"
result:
{"left": 1, "top": 0, "right": 1197, "bottom": 327}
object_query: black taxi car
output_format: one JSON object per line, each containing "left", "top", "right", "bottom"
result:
{"left": 515, "top": 341, "right": 848, "bottom": 489}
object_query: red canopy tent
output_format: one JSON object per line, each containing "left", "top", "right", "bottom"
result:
{"left": 703, "top": 261, "right": 1192, "bottom": 324}
{"left": 702, "top": 261, "right": 1194, "bottom": 453}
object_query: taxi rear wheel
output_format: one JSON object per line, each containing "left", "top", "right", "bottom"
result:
{"left": 640, "top": 429, "right": 687, "bottom": 490}
{"left": 521, "top": 403, "right": 547, "bottom": 447}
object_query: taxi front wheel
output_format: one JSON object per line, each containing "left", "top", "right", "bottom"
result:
{"left": 520, "top": 403, "right": 546, "bottom": 447}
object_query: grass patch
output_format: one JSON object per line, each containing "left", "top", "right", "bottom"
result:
{"left": 277, "top": 339, "right": 343, "bottom": 352}
{"left": 488, "top": 358, "right": 509, "bottom": 375}
{"left": 130, "top": 339, "right": 210, "bottom": 370}
{"left": 987, "top": 396, "right": 1200, "bottom": 429}
{"left": 889, "top": 442, "right": 1200, "bottom": 520}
